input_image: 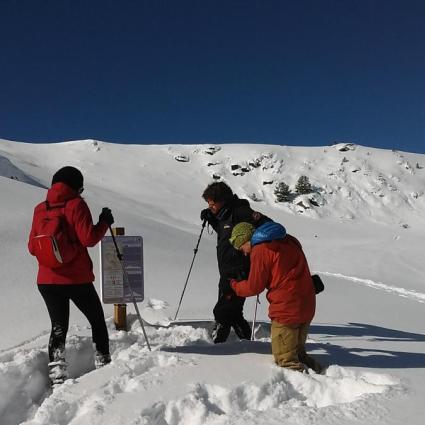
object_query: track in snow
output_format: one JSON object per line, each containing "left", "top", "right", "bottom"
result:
{"left": 316, "top": 271, "right": 425, "bottom": 303}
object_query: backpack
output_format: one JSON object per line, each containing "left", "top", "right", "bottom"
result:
{"left": 31, "top": 201, "right": 79, "bottom": 268}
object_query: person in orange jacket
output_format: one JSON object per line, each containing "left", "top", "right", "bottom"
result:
{"left": 28, "top": 166, "right": 114, "bottom": 385}
{"left": 229, "top": 221, "right": 322, "bottom": 373}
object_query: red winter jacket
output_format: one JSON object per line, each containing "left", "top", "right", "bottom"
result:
{"left": 28, "top": 183, "right": 109, "bottom": 284}
{"left": 231, "top": 235, "right": 315, "bottom": 325}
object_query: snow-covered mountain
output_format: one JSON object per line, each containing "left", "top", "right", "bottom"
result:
{"left": 0, "top": 138, "right": 424, "bottom": 425}
{"left": 1, "top": 139, "right": 424, "bottom": 227}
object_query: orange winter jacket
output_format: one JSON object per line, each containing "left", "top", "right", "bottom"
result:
{"left": 231, "top": 235, "right": 315, "bottom": 324}
{"left": 28, "top": 183, "right": 109, "bottom": 284}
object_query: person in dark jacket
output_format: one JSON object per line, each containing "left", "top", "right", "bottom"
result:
{"left": 229, "top": 221, "right": 322, "bottom": 373}
{"left": 28, "top": 166, "right": 115, "bottom": 385}
{"left": 201, "top": 182, "right": 270, "bottom": 343}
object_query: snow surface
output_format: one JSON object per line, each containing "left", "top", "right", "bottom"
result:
{"left": 0, "top": 138, "right": 424, "bottom": 425}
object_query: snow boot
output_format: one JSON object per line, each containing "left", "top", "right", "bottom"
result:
{"left": 232, "top": 319, "right": 252, "bottom": 340}
{"left": 48, "top": 360, "right": 68, "bottom": 386}
{"left": 95, "top": 352, "right": 111, "bottom": 369}
{"left": 299, "top": 352, "right": 323, "bottom": 374}
{"left": 211, "top": 321, "right": 231, "bottom": 343}
{"left": 48, "top": 347, "right": 68, "bottom": 386}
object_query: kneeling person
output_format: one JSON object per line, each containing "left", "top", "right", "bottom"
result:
{"left": 229, "top": 222, "right": 322, "bottom": 373}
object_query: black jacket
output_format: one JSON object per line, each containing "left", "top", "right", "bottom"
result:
{"left": 206, "top": 195, "right": 270, "bottom": 281}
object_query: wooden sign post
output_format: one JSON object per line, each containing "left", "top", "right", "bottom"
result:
{"left": 112, "top": 227, "right": 127, "bottom": 331}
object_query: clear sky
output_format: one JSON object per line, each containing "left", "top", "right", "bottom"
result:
{"left": 1, "top": 0, "right": 424, "bottom": 153}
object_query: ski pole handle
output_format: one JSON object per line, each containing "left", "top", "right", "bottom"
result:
{"left": 109, "top": 225, "right": 123, "bottom": 261}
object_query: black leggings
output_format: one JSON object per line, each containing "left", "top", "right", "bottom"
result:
{"left": 38, "top": 283, "right": 109, "bottom": 361}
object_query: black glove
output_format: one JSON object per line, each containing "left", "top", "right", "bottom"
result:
{"left": 99, "top": 207, "right": 114, "bottom": 226}
{"left": 233, "top": 269, "right": 248, "bottom": 282}
{"left": 312, "top": 274, "right": 325, "bottom": 294}
{"left": 200, "top": 208, "right": 213, "bottom": 222}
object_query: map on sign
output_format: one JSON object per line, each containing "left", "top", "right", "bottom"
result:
{"left": 100, "top": 235, "right": 144, "bottom": 304}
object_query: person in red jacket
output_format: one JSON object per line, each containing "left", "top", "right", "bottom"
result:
{"left": 229, "top": 221, "right": 322, "bottom": 373}
{"left": 28, "top": 166, "right": 114, "bottom": 385}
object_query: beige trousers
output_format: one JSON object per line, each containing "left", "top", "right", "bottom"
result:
{"left": 271, "top": 321, "right": 322, "bottom": 373}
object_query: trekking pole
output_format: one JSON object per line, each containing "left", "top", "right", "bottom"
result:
{"left": 251, "top": 295, "right": 260, "bottom": 341}
{"left": 174, "top": 220, "right": 207, "bottom": 321}
{"left": 109, "top": 226, "right": 152, "bottom": 351}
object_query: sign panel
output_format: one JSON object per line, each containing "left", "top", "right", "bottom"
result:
{"left": 100, "top": 235, "right": 144, "bottom": 304}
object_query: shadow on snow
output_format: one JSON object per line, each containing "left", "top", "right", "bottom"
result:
{"left": 160, "top": 320, "right": 425, "bottom": 369}
{"left": 310, "top": 322, "right": 425, "bottom": 369}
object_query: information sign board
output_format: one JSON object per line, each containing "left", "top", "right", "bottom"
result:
{"left": 100, "top": 235, "right": 144, "bottom": 304}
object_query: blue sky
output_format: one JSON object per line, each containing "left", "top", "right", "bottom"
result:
{"left": 1, "top": 0, "right": 424, "bottom": 153}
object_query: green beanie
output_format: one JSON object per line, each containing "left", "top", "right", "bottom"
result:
{"left": 229, "top": 222, "right": 255, "bottom": 249}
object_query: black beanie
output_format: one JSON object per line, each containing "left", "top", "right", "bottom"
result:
{"left": 51, "top": 166, "right": 84, "bottom": 192}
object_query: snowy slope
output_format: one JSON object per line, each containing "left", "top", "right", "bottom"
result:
{"left": 0, "top": 139, "right": 424, "bottom": 425}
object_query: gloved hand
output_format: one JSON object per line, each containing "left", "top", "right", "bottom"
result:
{"left": 229, "top": 279, "right": 239, "bottom": 294}
{"left": 200, "top": 208, "right": 213, "bottom": 222}
{"left": 99, "top": 207, "right": 114, "bottom": 226}
{"left": 233, "top": 269, "right": 248, "bottom": 282}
